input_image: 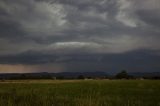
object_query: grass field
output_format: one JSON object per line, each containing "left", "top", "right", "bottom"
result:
{"left": 0, "top": 80, "right": 160, "bottom": 106}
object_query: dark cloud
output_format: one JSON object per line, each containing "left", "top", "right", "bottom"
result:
{"left": 136, "top": 10, "right": 160, "bottom": 28}
{"left": 0, "top": 49, "right": 159, "bottom": 73}
{"left": 0, "top": 0, "right": 160, "bottom": 73}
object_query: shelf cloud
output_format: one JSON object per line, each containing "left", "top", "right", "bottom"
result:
{"left": 0, "top": 0, "right": 160, "bottom": 73}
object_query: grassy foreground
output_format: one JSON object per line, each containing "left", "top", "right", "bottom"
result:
{"left": 0, "top": 80, "right": 160, "bottom": 106}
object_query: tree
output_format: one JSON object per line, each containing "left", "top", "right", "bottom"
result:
{"left": 115, "top": 70, "right": 129, "bottom": 79}
{"left": 78, "top": 75, "right": 85, "bottom": 79}
{"left": 57, "top": 76, "right": 64, "bottom": 80}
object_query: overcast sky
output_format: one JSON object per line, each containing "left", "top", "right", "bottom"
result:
{"left": 0, "top": 0, "right": 160, "bottom": 73}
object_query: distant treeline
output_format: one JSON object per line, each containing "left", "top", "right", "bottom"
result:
{"left": 0, "top": 71, "right": 160, "bottom": 80}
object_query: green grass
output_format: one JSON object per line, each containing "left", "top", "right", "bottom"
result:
{"left": 0, "top": 80, "right": 160, "bottom": 106}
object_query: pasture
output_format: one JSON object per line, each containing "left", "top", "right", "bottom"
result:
{"left": 0, "top": 80, "right": 160, "bottom": 106}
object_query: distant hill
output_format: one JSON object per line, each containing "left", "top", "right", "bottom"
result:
{"left": 54, "top": 72, "right": 107, "bottom": 78}
{"left": 0, "top": 71, "right": 107, "bottom": 79}
{"left": 129, "top": 72, "right": 160, "bottom": 77}
{"left": 0, "top": 72, "right": 160, "bottom": 80}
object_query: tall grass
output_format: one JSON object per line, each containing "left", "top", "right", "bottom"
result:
{"left": 0, "top": 80, "right": 160, "bottom": 106}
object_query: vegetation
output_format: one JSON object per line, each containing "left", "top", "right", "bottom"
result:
{"left": 77, "top": 75, "right": 85, "bottom": 79}
{"left": 115, "top": 70, "right": 133, "bottom": 79}
{"left": 0, "top": 80, "right": 160, "bottom": 106}
{"left": 1, "top": 71, "right": 160, "bottom": 80}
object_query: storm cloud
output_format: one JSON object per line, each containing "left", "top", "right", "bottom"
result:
{"left": 0, "top": 0, "right": 160, "bottom": 73}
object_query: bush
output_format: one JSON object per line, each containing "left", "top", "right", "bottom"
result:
{"left": 115, "top": 70, "right": 129, "bottom": 79}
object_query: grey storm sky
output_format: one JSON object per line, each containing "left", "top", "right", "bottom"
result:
{"left": 0, "top": 0, "right": 160, "bottom": 73}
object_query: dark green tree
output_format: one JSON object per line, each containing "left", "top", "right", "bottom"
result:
{"left": 115, "top": 70, "right": 129, "bottom": 79}
{"left": 57, "top": 76, "right": 64, "bottom": 80}
{"left": 78, "top": 75, "right": 85, "bottom": 79}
